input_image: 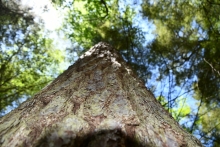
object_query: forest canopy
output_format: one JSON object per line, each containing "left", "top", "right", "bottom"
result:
{"left": 0, "top": 0, "right": 64, "bottom": 115}
{"left": 0, "top": 0, "right": 220, "bottom": 146}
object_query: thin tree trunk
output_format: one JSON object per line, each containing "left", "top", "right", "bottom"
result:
{"left": 0, "top": 42, "right": 203, "bottom": 147}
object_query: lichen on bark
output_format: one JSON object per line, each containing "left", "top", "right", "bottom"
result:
{"left": 0, "top": 42, "right": 203, "bottom": 147}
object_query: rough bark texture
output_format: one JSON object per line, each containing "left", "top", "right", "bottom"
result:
{"left": 0, "top": 42, "right": 203, "bottom": 147}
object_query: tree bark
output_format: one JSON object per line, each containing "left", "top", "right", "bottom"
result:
{"left": 0, "top": 42, "right": 203, "bottom": 147}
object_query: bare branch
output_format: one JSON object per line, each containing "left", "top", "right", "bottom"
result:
{"left": 203, "top": 58, "right": 220, "bottom": 76}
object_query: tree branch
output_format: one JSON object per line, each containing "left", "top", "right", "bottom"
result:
{"left": 100, "top": 0, "right": 108, "bottom": 18}
{"left": 203, "top": 58, "right": 220, "bottom": 76}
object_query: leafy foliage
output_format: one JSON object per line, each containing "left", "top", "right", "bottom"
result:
{"left": 157, "top": 96, "right": 191, "bottom": 124}
{"left": 142, "top": 0, "right": 220, "bottom": 145}
{"left": 0, "top": 0, "right": 64, "bottom": 115}
{"left": 61, "top": 0, "right": 151, "bottom": 80}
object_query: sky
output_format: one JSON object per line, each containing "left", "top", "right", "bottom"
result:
{"left": 21, "top": 0, "right": 62, "bottom": 30}
{"left": 21, "top": 0, "right": 74, "bottom": 68}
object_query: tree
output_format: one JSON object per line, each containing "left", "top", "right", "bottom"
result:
{"left": 0, "top": 42, "right": 202, "bottom": 147}
{"left": 0, "top": 0, "right": 64, "bottom": 114}
{"left": 142, "top": 0, "right": 220, "bottom": 145}
{"left": 142, "top": 0, "right": 220, "bottom": 103}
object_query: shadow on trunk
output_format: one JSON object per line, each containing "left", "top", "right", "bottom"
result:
{"left": 37, "top": 129, "right": 147, "bottom": 147}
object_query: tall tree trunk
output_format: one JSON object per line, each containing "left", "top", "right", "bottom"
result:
{"left": 0, "top": 42, "right": 202, "bottom": 147}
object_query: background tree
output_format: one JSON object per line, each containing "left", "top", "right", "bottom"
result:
{"left": 142, "top": 0, "right": 220, "bottom": 146}
{"left": 0, "top": 0, "right": 64, "bottom": 115}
